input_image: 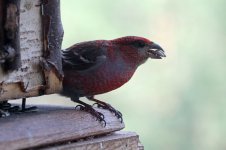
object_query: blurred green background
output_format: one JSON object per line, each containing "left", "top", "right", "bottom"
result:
{"left": 24, "top": 0, "right": 226, "bottom": 149}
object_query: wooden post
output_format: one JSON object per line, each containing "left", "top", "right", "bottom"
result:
{"left": 41, "top": 0, "right": 64, "bottom": 94}
{"left": 0, "top": 0, "right": 63, "bottom": 101}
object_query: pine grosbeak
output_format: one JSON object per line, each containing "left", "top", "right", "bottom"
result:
{"left": 61, "top": 36, "right": 165, "bottom": 125}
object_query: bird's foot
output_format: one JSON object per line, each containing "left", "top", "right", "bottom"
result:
{"left": 0, "top": 101, "right": 19, "bottom": 117}
{"left": 75, "top": 104, "right": 106, "bottom": 126}
{"left": 87, "top": 96, "right": 123, "bottom": 122}
{"left": 93, "top": 102, "right": 123, "bottom": 122}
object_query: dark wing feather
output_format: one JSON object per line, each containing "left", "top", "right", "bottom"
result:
{"left": 62, "top": 41, "right": 107, "bottom": 71}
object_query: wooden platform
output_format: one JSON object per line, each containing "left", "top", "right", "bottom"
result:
{"left": 0, "top": 105, "right": 143, "bottom": 150}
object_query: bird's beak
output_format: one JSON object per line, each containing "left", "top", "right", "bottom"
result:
{"left": 147, "top": 43, "right": 166, "bottom": 59}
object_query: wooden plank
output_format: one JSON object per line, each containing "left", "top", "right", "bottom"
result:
{"left": 43, "top": 131, "right": 142, "bottom": 150}
{"left": 0, "top": 105, "right": 124, "bottom": 150}
{"left": 41, "top": 0, "right": 64, "bottom": 95}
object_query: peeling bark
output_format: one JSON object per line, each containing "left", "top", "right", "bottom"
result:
{"left": 0, "top": 0, "right": 63, "bottom": 101}
{"left": 42, "top": 0, "right": 63, "bottom": 78}
{"left": 41, "top": 0, "right": 64, "bottom": 94}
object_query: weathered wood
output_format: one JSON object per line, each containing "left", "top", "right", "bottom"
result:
{"left": 0, "top": 0, "right": 63, "bottom": 101}
{"left": 0, "top": 0, "right": 44, "bottom": 101}
{"left": 43, "top": 131, "right": 142, "bottom": 150}
{"left": 0, "top": 105, "right": 124, "bottom": 150}
{"left": 41, "top": 0, "right": 64, "bottom": 94}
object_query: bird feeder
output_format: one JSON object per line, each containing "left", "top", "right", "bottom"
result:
{"left": 0, "top": 0, "right": 63, "bottom": 101}
{"left": 0, "top": 1, "right": 144, "bottom": 149}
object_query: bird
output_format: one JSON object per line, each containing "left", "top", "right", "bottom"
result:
{"left": 61, "top": 36, "right": 165, "bottom": 125}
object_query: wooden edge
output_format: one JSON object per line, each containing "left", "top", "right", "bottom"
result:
{"left": 42, "top": 131, "right": 142, "bottom": 150}
{"left": 0, "top": 105, "right": 124, "bottom": 150}
{"left": 0, "top": 82, "right": 43, "bottom": 101}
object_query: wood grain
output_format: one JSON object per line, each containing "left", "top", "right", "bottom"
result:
{"left": 44, "top": 131, "right": 142, "bottom": 150}
{"left": 0, "top": 105, "right": 124, "bottom": 150}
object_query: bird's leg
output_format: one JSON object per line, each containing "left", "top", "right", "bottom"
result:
{"left": 87, "top": 96, "right": 123, "bottom": 122}
{"left": 20, "top": 98, "right": 37, "bottom": 112}
{"left": 71, "top": 97, "right": 106, "bottom": 126}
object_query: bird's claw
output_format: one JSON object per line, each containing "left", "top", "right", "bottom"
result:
{"left": 105, "top": 105, "right": 122, "bottom": 122}
{"left": 75, "top": 105, "right": 85, "bottom": 110}
{"left": 93, "top": 102, "right": 123, "bottom": 122}
{"left": 93, "top": 103, "right": 104, "bottom": 109}
{"left": 75, "top": 104, "right": 106, "bottom": 127}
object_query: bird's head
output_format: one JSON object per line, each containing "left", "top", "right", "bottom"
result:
{"left": 112, "top": 36, "right": 166, "bottom": 65}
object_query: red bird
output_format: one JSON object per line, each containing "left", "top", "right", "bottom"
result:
{"left": 61, "top": 36, "right": 165, "bottom": 125}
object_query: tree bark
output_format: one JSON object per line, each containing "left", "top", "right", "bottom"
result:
{"left": 0, "top": 0, "right": 63, "bottom": 101}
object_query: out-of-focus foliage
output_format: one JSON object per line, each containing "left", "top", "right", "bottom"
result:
{"left": 25, "top": 0, "right": 226, "bottom": 149}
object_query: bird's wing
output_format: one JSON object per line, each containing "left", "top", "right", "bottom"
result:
{"left": 62, "top": 41, "right": 107, "bottom": 71}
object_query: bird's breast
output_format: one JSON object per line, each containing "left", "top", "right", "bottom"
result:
{"left": 63, "top": 61, "right": 136, "bottom": 96}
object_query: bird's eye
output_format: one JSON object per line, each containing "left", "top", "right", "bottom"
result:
{"left": 133, "top": 41, "right": 146, "bottom": 48}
